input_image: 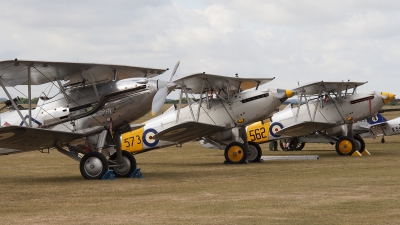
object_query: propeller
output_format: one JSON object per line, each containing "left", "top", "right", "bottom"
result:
{"left": 151, "top": 60, "right": 180, "bottom": 115}
{"left": 152, "top": 85, "right": 169, "bottom": 116}
{"left": 169, "top": 60, "right": 180, "bottom": 82}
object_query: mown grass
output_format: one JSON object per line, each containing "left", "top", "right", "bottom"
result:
{"left": 0, "top": 105, "right": 400, "bottom": 224}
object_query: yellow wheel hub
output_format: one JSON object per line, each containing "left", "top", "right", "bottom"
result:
{"left": 227, "top": 145, "right": 244, "bottom": 163}
{"left": 338, "top": 139, "right": 353, "bottom": 154}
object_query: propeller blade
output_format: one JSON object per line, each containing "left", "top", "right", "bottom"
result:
{"left": 169, "top": 60, "right": 180, "bottom": 82}
{"left": 151, "top": 86, "right": 168, "bottom": 116}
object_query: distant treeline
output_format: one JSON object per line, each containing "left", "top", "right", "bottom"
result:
{"left": 165, "top": 98, "right": 194, "bottom": 104}
{"left": 0, "top": 97, "right": 39, "bottom": 104}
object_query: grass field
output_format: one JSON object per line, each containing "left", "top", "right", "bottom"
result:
{"left": 1, "top": 105, "right": 400, "bottom": 224}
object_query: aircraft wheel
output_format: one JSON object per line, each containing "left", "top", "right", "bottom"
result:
{"left": 288, "top": 138, "right": 298, "bottom": 151}
{"left": 295, "top": 142, "right": 305, "bottom": 151}
{"left": 247, "top": 142, "right": 262, "bottom": 162}
{"left": 280, "top": 138, "right": 299, "bottom": 151}
{"left": 381, "top": 137, "right": 385, "bottom": 143}
{"left": 224, "top": 142, "right": 247, "bottom": 164}
{"left": 335, "top": 137, "right": 356, "bottom": 156}
{"left": 80, "top": 152, "right": 109, "bottom": 180}
{"left": 110, "top": 150, "right": 137, "bottom": 177}
{"left": 279, "top": 140, "right": 284, "bottom": 150}
{"left": 353, "top": 135, "right": 365, "bottom": 153}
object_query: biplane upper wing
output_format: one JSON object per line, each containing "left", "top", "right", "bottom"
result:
{"left": 153, "top": 121, "right": 226, "bottom": 143}
{"left": 0, "top": 60, "right": 168, "bottom": 86}
{"left": 174, "top": 73, "right": 275, "bottom": 94}
{"left": 293, "top": 81, "right": 368, "bottom": 95}
{"left": 275, "top": 121, "right": 336, "bottom": 137}
{"left": 0, "top": 125, "right": 105, "bottom": 155}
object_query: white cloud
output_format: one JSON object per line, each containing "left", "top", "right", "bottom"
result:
{"left": 0, "top": 0, "right": 399, "bottom": 99}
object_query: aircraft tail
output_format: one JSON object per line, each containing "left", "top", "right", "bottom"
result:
{"left": 367, "top": 113, "right": 387, "bottom": 125}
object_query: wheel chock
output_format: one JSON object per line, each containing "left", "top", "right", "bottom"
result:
{"left": 351, "top": 150, "right": 362, "bottom": 157}
{"left": 362, "top": 149, "right": 371, "bottom": 156}
{"left": 129, "top": 168, "right": 144, "bottom": 178}
{"left": 101, "top": 170, "right": 116, "bottom": 180}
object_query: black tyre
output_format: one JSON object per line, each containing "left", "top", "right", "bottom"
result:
{"left": 109, "top": 150, "right": 137, "bottom": 177}
{"left": 247, "top": 142, "right": 262, "bottom": 162}
{"left": 353, "top": 135, "right": 365, "bottom": 153}
{"left": 288, "top": 138, "right": 298, "bottom": 151}
{"left": 224, "top": 142, "right": 247, "bottom": 164}
{"left": 280, "top": 138, "right": 298, "bottom": 151}
{"left": 335, "top": 136, "right": 356, "bottom": 156}
{"left": 80, "top": 152, "right": 109, "bottom": 180}
{"left": 295, "top": 142, "right": 305, "bottom": 150}
{"left": 279, "top": 140, "right": 284, "bottom": 150}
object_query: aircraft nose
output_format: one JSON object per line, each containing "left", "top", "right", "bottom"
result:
{"left": 285, "top": 89, "right": 294, "bottom": 98}
{"left": 276, "top": 89, "right": 294, "bottom": 98}
{"left": 381, "top": 92, "right": 396, "bottom": 104}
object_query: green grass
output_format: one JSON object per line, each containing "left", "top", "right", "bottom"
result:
{"left": 1, "top": 105, "right": 400, "bottom": 224}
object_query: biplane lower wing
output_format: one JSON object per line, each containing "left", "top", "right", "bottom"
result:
{"left": 153, "top": 121, "right": 225, "bottom": 143}
{"left": 0, "top": 126, "right": 104, "bottom": 155}
{"left": 275, "top": 121, "right": 336, "bottom": 137}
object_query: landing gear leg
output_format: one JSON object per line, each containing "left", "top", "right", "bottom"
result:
{"left": 110, "top": 150, "right": 137, "bottom": 177}
{"left": 335, "top": 121, "right": 357, "bottom": 156}
{"left": 108, "top": 130, "right": 137, "bottom": 177}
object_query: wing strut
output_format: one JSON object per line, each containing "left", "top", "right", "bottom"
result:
{"left": 204, "top": 78, "right": 236, "bottom": 124}
{"left": 196, "top": 80, "right": 205, "bottom": 122}
{"left": 312, "top": 86, "right": 322, "bottom": 121}
{"left": 27, "top": 66, "right": 32, "bottom": 127}
{"left": 0, "top": 78, "right": 29, "bottom": 127}
{"left": 176, "top": 88, "right": 183, "bottom": 124}
{"left": 56, "top": 79, "right": 70, "bottom": 105}
{"left": 182, "top": 86, "right": 195, "bottom": 121}
{"left": 295, "top": 91, "right": 303, "bottom": 123}
{"left": 89, "top": 72, "right": 100, "bottom": 102}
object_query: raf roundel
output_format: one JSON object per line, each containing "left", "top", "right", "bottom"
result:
{"left": 143, "top": 128, "right": 159, "bottom": 147}
{"left": 269, "top": 122, "right": 283, "bottom": 138}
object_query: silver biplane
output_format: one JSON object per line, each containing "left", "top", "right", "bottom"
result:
{"left": 121, "top": 73, "right": 293, "bottom": 163}
{"left": 0, "top": 59, "right": 176, "bottom": 179}
{"left": 245, "top": 81, "right": 395, "bottom": 156}
{"left": 355, "top": 113, "right": 400, "bottom": 143}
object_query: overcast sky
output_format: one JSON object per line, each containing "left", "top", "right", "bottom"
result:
{"left": 1, "top": 0, "right": 399, "bottom": 99}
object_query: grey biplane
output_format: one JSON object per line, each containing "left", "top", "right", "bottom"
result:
{"left": 120, "top": 73, "right": 293, "bottom": 163}
{"left": 355, "top": 112, "right": 400, "bottom": 143}
{"left": 0, "top": 59, "right": 176, "bottom": 179}
{"left": 245, "top": 81, "right": 395, "bottom": 155}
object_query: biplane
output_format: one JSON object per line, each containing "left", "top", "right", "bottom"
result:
{"left": 355, "top": 113, "right": 400, "bottom": 143}
{"left": 0, "top": 59, "right": 176, "bottom": 179}
{"left": 245, "top": 81, "right": 395, "bottom": 155}
{"left": 121, "top": 73, "right": 293, "bottom": 163}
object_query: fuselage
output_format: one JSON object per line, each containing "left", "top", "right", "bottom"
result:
{"left": 246, "top": 91, "right": 391, "bottom": 143}
{"left": 0, "top": 78, "right": 163, "bottom": 133}
{"left": 359, "top": 116, "right": 400, "bottom": 138}
{"left": 122, "top": 88, "right": 288, "bottom": 153}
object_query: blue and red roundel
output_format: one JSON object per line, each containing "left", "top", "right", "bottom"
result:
{"left": 143, "top": 128, "right": 159, "bottom": 147}
{"left": 269, "top": 122, "right": 283, "bottom": 138}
